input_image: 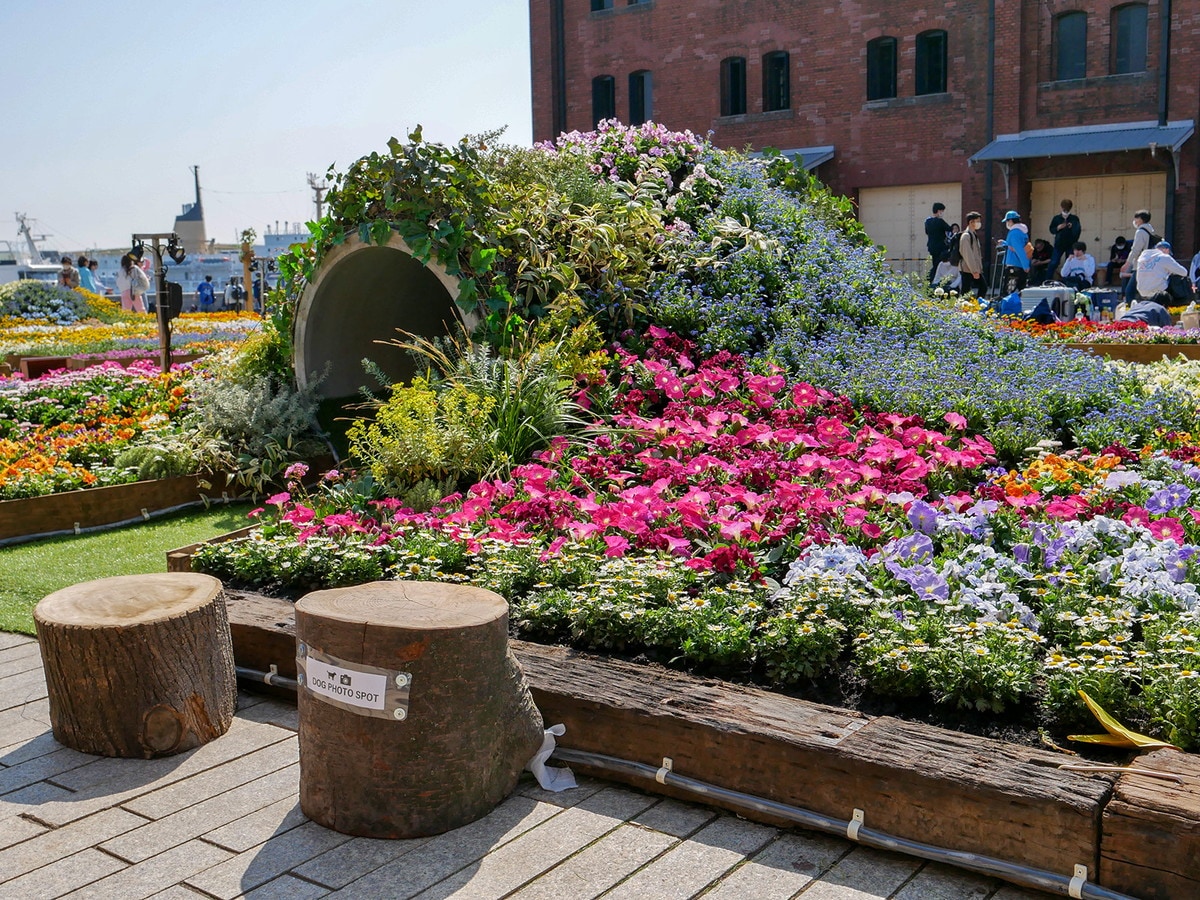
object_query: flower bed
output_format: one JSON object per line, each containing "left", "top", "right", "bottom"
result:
{"left": 188, "top": 332, "right": 1200, "bottom": 750}
{"left": 0, "top": 361, "right": 189, "bottom": 499}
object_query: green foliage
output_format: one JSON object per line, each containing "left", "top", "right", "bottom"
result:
{"left": 113, "top": 443, "right": 199, "bottom": 480}
{"left": 761, "top": 150, "right": 872, "bottom": 247}
{"left": 0, "top": 281, "right": 93, "bottom": 324}
{"left": 182, "top": 371, "right": 326, "bottom": 496}
{"left": 229, "top": 324, "right": 293, "bottom": 383}
{"left": 347, "top": 375, "right": 496, "bottom": 504}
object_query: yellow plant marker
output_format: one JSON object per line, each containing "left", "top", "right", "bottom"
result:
{"left": 1067, "top": 690, "right": 1181, "bottom": 751}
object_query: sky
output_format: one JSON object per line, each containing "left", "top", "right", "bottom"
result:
{"left": 1, "top": 0, "right": 533, "bottom": 252}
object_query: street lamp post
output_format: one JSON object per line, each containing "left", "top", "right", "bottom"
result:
{"left": 131, "top": 232, "right": 185, "bottom": 374}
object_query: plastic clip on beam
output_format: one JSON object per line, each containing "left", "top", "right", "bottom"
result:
{"left": 847, "top": 808, "right": 864, "bottom": 841}
{"left": 1069, "top": 864, "right": 1088, "bottom": 899}
{"left": 656, "top": 757, "right": 673, "bottom": 784}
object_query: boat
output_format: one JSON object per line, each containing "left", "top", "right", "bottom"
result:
{"left": 0, "top": 214, "right": 66, "bottom": 286}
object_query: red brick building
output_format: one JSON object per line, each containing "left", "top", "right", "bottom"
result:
{"left": 529, "top": 0, "right": 1197, "bottom": 276}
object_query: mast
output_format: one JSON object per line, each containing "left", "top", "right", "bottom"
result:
{"left": 15, "top": 213, "right": 39, "bottom": 261}
{"left": 192, "top": 166, "right": 203, "bottom": 217}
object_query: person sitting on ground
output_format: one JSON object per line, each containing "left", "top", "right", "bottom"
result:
{"left": 1107, "top": 236, "right": 1130, "bottom": 287}
{"left": 1059, "top": 241, "right": 1096, "bottom": 291}
{"left": 1029, "top": 239, "right": 1053, "bottom": 285}
{"left": 1119, "top": 294, "right": 1174, "bottom": 327}
{"left": 1136, "top": 240, "right": 1188, "bottom": 300}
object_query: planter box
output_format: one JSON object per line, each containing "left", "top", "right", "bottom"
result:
{"left": 18, "top": 356, "right": 70, "bottom": 379}
{"left": 1063, "top": 342, "right": 1200, "bottom": 364}
{"left": 169, "top": 530, "right": 1199, "bottom": 898}
{"left": 66, "top": 352, "right": 203, "bottom": 371}
{"left": 0, "top": 474, "right": 221, "bottom": 543}
{"left": 167, "top": 524, "right": 258, "bottom": 572}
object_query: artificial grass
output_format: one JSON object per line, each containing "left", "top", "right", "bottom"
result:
{"left": 0, "top": 502, "right": 252, "bottom": 635}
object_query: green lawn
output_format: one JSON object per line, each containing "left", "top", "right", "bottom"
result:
{"left": 0, "top": 503, "right": 252, "bottom": 635}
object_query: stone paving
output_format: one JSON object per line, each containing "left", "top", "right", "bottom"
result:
{"left": 0, "top": 631, "right": 1053, "bottom": 899}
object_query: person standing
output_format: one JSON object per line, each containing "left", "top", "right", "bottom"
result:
{"left": 958, "top": 211, "right": 984, "bottom": 295}
{"left": 1107, "top": 236, "right": 1130, "bottom": 287}
{"left": 196, "top": 275, "right": 216, "bottom": 312}
{"left": 924, "top": 202, "right": 952, "bottom": 285}
{"left": 58, "top": 256, "right": 80, "bottom": 289}
{"left": 1048, "top": 199, "right": 1081, "bottom": 279}
{"left": 115, "top": 253, "right": 150, "bottom": 313}
{"left": 1001, "top": 210, "right": 1031, "bottom": 294}
{"left": 1120, "top": 210, "right": 1158, "bottom": 302}
{"left": 1059, "top": 242, "right": 1096, "bottom": 291}
{"left": 76, "top": 256, "right": 97, "bottom": 292}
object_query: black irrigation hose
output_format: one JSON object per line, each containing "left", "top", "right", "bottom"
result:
{"left": 549, "top": 748, "right": 1138, "bottom": 900}
{"left": 234, "top": 665, "right": 1136, "bottom": 900}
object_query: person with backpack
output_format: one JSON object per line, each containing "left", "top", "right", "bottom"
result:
{"left": 958, "top": 212, "right": 984, "bottom": 295}
{"left": 924, "top": 202, "right": 952, "bottom": 285}
{"left": 1000, "top": 210, "right": 1031, "bottom": 293}
{"left": 1120, "top": 210, "right": 1160, "bottom": 302}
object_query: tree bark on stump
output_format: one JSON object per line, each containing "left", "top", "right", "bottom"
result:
{"left": 34, "top": 573, "right": 236, "bottom": 758}
{"left": 296, "top": 581, "right": 544, "bottom": 838}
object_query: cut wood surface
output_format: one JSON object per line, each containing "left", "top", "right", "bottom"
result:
{"left": 1102, "top": 748, "right": 1200, "bottom": 899}
{"left": 295, "top": 582, "right": 544, "bottom": 839}
{"left": 35, "top": 573, "right": 237, "bottom": 758}
{"left": 0, "top": 474, "right": 214, "bottom": 542}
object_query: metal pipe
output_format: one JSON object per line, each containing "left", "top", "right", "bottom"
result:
{"left": 551, "top": 747, "right": 1138, "bottom": 900}
{"left": 551, "top": 0, "right": 567, "bottom": 135}
{"left": 235, "top": 665, "right": 299, "bottom": 692}
{"left": 982, "top": 0, "right": 997, "bottom": 257}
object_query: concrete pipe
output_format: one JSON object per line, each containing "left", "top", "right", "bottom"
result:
{"left": 293, "top": 234, "right": 479, "bottom": 399}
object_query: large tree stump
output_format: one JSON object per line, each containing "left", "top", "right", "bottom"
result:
{"left": 34, "top": 573, "right": 237, "bottom": 758}
{"left": 295, "top": 581, "right": 544, "bottom": 838}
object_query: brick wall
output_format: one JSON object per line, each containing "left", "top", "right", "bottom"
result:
{"left": 530, "top": 0, "right": 1200, "bottom": 255}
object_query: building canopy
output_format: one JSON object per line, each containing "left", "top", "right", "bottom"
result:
{"left": 970, "top": 120, "right": 1194, "bottom": 163}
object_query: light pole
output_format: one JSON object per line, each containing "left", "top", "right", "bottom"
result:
{"left": 131, "top": 232, "right": 185, "bottom": 373}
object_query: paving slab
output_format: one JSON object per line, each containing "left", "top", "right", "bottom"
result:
{"left": 0, "top": 847, "right": 126, "bottom": 898}
{"left": 201, "top": 796, "right": 309, "bottom": 853}
{"left": 699, "top": 831, "right": 851, "bottom": 899}
{"left": 0, "top": 747, "right": 95, "bottom": 798}
{"left": 506, "top": 822, "right": 675, "bottom": 900}
{"left": 0, "top": 634, "right": 34, "bottom": 652}
{"left": 69, "top": 839, "right": 232, "bottom": 900}
{"left": 101, "top": 764, "right": 300, "bottom": 864}
{"left": 600, "top": 814, "right": 778, "bottom": 900}
{"left": 0, "top": 807, "right": 145, "bottom": 883}
{"left": 185, "top": 820, "right": 351, "bottom": 899}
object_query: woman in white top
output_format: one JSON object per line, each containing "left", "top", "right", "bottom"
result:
{"left": 115, "top": 254, "right": 150, "bottom": 313}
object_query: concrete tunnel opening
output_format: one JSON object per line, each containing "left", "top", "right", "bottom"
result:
{"left": 293, "top": 236, "right": 475, "bottom": 400}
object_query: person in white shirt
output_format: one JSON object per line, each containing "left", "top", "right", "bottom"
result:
{"left": 1136, "top": 240, "right": 1189, "bottom": 300}
{"left": 1059, "top": 241, "right": 1095, "bottom": 291}
{"left": 1190, "top": 249, "right": 1200, "bottom": 290}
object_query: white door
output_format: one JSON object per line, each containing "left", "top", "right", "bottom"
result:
{"left": 1031, "top": 174, "right": 1166, "bottom": 274}
{"left": 858, "top": 183, "right": 963, "bottom": 277}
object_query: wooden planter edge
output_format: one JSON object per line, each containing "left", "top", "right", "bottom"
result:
{"left": 0, "top": 474, "right": 233, "bottom": 543}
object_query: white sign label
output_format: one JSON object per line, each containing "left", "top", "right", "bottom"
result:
{"left": 305, "top": 662, "right": 389, "bottom": 710}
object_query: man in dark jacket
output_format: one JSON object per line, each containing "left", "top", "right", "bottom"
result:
{"left": 924, "top": 202, "right": 952, "bottom": 285}
{"left": 1048, "top": 199, "right": 1081, "bottom": 281}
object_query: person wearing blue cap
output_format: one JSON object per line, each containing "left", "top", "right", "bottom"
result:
{"left": 1134, "top": 240, "right": 1188, "bottom": 302}
{"left": 999, "top": 210, "right": 1030, "bottom": 294}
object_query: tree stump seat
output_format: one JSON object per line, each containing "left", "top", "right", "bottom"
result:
{"left": 295, "top": 581, "right": 544, "bottom": 839}
{"left": 34, "top": 573, "right": 237, "bottom": 758}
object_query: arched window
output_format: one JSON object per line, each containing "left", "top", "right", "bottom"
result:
{"left": 1055, "top": 12, "right": 1088, "bottom": 80}
{"left": 915, "top": 29, "right": 948, "bottom": 95}
{"left": 592, "top": 76, "right": 616, "bottom": 127}
{"left": 629, "top": 70, "right": 652, "bottom": 125}
{"left": 763, "top": 51, "right": 791, "bottom": 111}
{"left": 720, "top": 56, "right": 747, "bottom": 116}
{"left": 866, "top": 36, "right": 897, "bottom": 100}
{"left": 1112, "top": 3, "right": 1148, "bottom": 74}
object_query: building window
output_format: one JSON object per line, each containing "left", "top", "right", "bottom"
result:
{"left": 1112, "top": 3, "right": 1148, "bottom": 74}
{"left": 866, "top": 36, "right": 897, "bottom": 100}
{"left": 763, "top": 51, "right": 791, "bottom": 111}
{"left": 590, "top": 0, "right": 612, "bottom": 10}
{"left": 720, "top": 56, "right": 747, "bottom": 116}
{"left": 629, "top": 70, "right": 652, "bottom": 124}
{"left": 915, "top": 30, "right": 948, "bottom": 95}
{"left": 1055, "top": 12, "right": 1087, "bottom": 80}
{"left": 592, "top": 76, "right": 616, "bottom": 127}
